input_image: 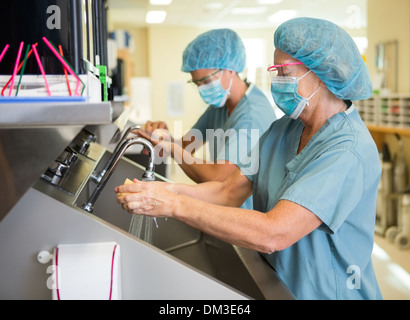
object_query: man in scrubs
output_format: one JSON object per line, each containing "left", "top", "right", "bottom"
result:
{"left": 136, "top": 29, "right": 276, "bottom": 210}
{"left": 117, "top": 18, "right": 382, "bottom": 300}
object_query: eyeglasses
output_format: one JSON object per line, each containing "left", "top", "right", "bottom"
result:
{"left": 267, "top": 62, "right": 303, "bottom": 77}
{"left": 187, "top": 69, "right": 222, "bottom": 86}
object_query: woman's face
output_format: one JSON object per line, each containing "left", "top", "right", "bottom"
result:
{"left": 273, "top": 48, "right": 320, "bottom": 99}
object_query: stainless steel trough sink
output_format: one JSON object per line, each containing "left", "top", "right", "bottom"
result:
{"left": 74, "top": 151, "right": 293, "bottom": 300}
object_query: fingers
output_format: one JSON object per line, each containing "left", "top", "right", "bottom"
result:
{"left": 135, "top": 129, "right": 151, "bottom": 140}
{"left": 115, "top": 180, "right": 173, "bottom": 218}
{"left": 151, "top": 128, "right": 171, "bottom": 142}
{"left": 115, "top": 180, "right": 153, "bottom": 208}
{"left": 144, "top": 121, "right": 168, "bottom": 133}
{"left": 116, "top": 190, "right": 160, "bottom": 217}
{"left": 141, "top": 148, "right": 150, "bottom": 156}
{"left": 120, "top": 196, "right": 159, "bottom": 214}
{"left": 134, "top": 122, "right": 173, "bottom": 151}
{"left": 115, "top": 183, "right": 137, "bottom": 195}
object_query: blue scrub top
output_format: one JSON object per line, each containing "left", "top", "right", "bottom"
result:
{"left": 246, "top": 105, "right": 382, "bottom": 300}
{"left": 192, "top": 83, "right": 276, "bottom": 210}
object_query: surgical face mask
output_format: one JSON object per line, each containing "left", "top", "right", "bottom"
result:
{"left": 198, "top": 71, "right": 233, "bottom": 108}
{"left": 270, "top": 71, "right": 320, "bottom": 119}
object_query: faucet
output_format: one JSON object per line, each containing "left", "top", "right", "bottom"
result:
{"left": 92, "top": 125, "right": 141, "bottom": 183}
{"left": 82, "top": 137, "right": 156, "bottom": 213}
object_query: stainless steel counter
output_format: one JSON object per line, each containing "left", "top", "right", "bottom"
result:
{"left": 0, "top": 114, "right": 294, "bottom": 300}
{"left": 0, "top": 187, "right": 250, "bottom": 299}
{"left": 0, "top": 101, "right": 112, "bottom": 127}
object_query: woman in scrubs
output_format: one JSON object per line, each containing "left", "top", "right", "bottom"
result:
{"left": 116, "top": 18, "right": 382, "bottom": 300}
{"left": 136, "top": 29, "right": 276, "bottom": 210}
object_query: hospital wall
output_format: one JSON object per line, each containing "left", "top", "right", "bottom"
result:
{"left": 367, "top": 0, "right": 410, "bottom": 93}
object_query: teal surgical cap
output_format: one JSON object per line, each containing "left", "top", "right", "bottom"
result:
{"left": 274, "top": 17, "right": 372, "bottom": 100}
{"left": 181, "top": 29, "right": 246, "bottom": 73}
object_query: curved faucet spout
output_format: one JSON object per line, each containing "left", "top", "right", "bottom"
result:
{"left": 82, "top": 137, "right": 156, "bottom": 213}
{"left": 92, "top": 125, "right": 140, "bottom": 183}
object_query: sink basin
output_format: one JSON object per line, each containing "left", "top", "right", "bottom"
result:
{"left": 74, "top": 150, "right": 293, "bottom": 300}
{"left": 75, "top": 151, "right": 160, "bottom": 232}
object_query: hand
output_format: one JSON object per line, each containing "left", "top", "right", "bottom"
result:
{"left": 132, "top": 121, "right": 173, "bottom": 157}
{"left": 115, "top": 179, "right": 176, "bottom": 218}
{"left": 143, "top": 120, "right": 169, "bottom": 133}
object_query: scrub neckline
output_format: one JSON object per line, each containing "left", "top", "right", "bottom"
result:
{"left": 290, "top": 105, "right": 354, "bottom": 163}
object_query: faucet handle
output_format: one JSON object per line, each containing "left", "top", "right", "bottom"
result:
{"left": 142, "top": 170, "right": 155, "bottom": 182}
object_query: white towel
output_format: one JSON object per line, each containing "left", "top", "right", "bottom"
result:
{"left": 52, "top": 242, "right": 121, "bottom": 300}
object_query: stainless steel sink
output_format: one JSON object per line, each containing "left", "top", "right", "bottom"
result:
{"left": 75, "top": 151, "right": 157, "bottom": 232}
{"left": 73, "top": 151, "right": 294, "bottom": 300}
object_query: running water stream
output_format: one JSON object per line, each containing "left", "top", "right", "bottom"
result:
{"left": 129, "top": 215, "right": 158, "bottom": 244}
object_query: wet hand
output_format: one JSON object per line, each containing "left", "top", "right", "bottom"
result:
{"left": 143, "top": 121, "right": 168, "bottom": 134}
{"left": 115, "top": 179, "right": 176, "bottom": 218}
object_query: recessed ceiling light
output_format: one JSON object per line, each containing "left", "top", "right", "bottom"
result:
{"left": 146, "top": 10, "right": 167, "bottom": 24}
{"left": 150, "top": 0, "right": 173, "bottom": 5}
{"left": 268, "top": 10, "right": 297, "bottom": 23}
{"left": 232, "top": 7, "right": 267, "bottom": 15}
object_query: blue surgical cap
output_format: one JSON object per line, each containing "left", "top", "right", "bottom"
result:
{"left": 274, "top": 17, "right": 372, "bottom": 100}
{"left": 181, "top": 29, "right": 246, "bottom": 73}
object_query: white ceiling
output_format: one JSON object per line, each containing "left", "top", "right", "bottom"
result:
{"left": 108, "top": 0, "right": 367, "bottom": 30}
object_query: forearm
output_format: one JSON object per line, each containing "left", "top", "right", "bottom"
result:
{"left": 168, "top": 180, "right": 241, "bottom": 207}
{"left": 141, "top": 132, "right": 222, "bottom": 183}
{"left": 116, "top": 181, "right": 322, "bottom": 254}
{"left": 172, "top": 142, "right": 237, "bottom": 183}
{"left": 167, "top": 165, "right": 252, "bottom": 208}
{"left": 117, "top": 179, "right": 274, "bottom": 252}
{"left": 172, "top": 194, "right": 276, "bottom": 253}
{"left": 171, "top": 196, "right": 324, "bottom": 253}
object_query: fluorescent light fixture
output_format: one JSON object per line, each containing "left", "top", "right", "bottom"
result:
{"left": 232, "top": 7, "right": 267, "bottom": 15}
{"left": 146, "top": 10, "right": 167, "bottom": 24}
{"left": 268, "top": 10, "right": 297, "bottom": 24}
{"left": 150, "top": 0, "right": 173, "bottom": 5}
{"left": 257, "top": 0, "right": 283, "bottom": 4}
